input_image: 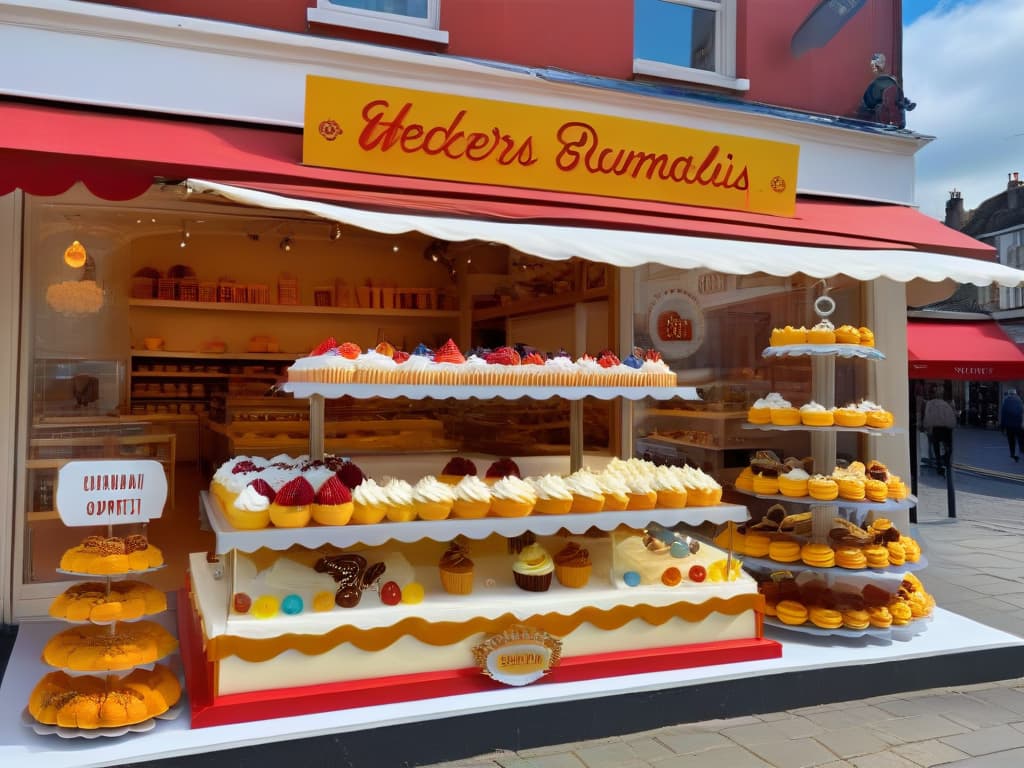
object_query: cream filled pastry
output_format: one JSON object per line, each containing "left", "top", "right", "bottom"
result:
{"left": 564, "top": 469, "right": 605, "bottom": 513}
{"left": 489, "top": 475, "right": 537, "bottom": 517}
{"left": 351, "top": 478, "right": 389, "bottom": 525}
{"left": 451, "top": 475, "right": 492, "bottom": 519}
{"left": 528, "top": 474, "right": 574, "bottom": 515}
{"left": 411, "top": 476, "right": 455, "bottom": 521}
{"left": 383, "top": 478, "right": 416, "bottom": 522}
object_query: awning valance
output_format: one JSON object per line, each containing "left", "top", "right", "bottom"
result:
{"left": 185, "top": 179, "right": 1024, "bottom": 289}
{"left": 0, "top": 98, "right": 997, "bottom": 260}
{"left": 908, "top": 320, "right": 1024, "bottom": 380}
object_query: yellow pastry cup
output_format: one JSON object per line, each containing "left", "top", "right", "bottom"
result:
{"left": 808, "top": 480, "right": 839, "bottom": 501}
{"left": 451, "top": 499, "right": 491, "bottom": 519}
{"left": 859, "top": 327, "right": 875, "bottom": 347}
{"left": 225, "top": 506, "right": 271, "bottom": 530}
{"left": 602, "top": 494, "right": 629, "bottom": 511}
{"left": 834, "top": 409, "right": 867, "bottom": 427}
{"left": 626, "top": 491, "right": 657, "bottom": 510}
{"left": 656, "top": 489, "right": 688, "bottom": 508}
{"left": 807, "top": 330, "right": 836, "bottom": 344}
{"left": 385, "top": 503, "right": 417, "bottom": 523}
{"left": 744, "top": 534, "right": 771, "bottom": 558}
{"left": 834, "top": 327, "right": 860, "bottom": 344}
{"left": 734, "top": 467, "right": 755, "bottom": 492}
{"left": 555, "top": 564, "right": 592, "bottom": 588}
{"left": 533, "top": 497, "right": 573, "bottom": 515}
{"left": 809, "top": 607, "right": 843, "bottom": 629}
{"left": 842, "top": 610, "right": 871, "bottom": 630}
{"left": 866, "top": 411, "right": 894, "bottom": 429}
{"left": 439, "top": 569, "right": 473, "bottom": 595}
{"left": 800, "top": 411, "right": 834, "bottom": 427}
{"left": 688, "top": 487, "right": 722, "bottom": 506}
{"left": 776, "top": 600, "right": 808, "bottom": 625}
{"left": 768, "top": 541, "right": 801, "bottom": 563}
{"left": 351, "top": 502, "right": 388, "bottom": 525}
{"left": 311, "top": 502, "right": 353, "bottom": 526}
{"left": 837, "top": 479, "right": 866, "bottom": 501}
{"left": 769, "top": 408, "right": 801, "bottom": 426}
{"left": 867, "top": 607, "right": 892, "bottom": 628}
{"left": 747, "top": 407, "right": 772, "bottom": 424}
{"left": 752, "top": 475, "right": 780, "bottom": 496}
{"left": 864, "top": 480, "right": 888, "bottom": 502}
{"left": 269, "top": 504, "right": 311, "bottom": 528}
{"left": 570, "top": 494, "right": 605, "bottom": 513}
{"left": 491, "top": 498, "right": 534, "bottom": 517}
{"left": 777, "top": 477, "right": 808, "bottom": 498}
{"left": 414, "top": 500, "right": 453, "bottom": 521}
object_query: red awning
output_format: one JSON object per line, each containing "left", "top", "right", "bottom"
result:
{"left": 908, "top": 320, "right": 1024, "bottom": 380}
{"left": 0, "top": 98, "right": 995, "bottom": 260}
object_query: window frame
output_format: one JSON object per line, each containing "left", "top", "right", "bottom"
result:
{"left": 633, "top": 0, "right": 748, "bottom": 91}
{"left": 307, "top": 0, "right": 449, "bottom": 45}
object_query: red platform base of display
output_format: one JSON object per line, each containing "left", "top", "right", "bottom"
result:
{"left": 178, "top": 587, "right": 782, "bottom": 729}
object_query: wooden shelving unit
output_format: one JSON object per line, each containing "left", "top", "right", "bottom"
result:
{"left": 130, "top": 298, "right": 459, "bottom": 319}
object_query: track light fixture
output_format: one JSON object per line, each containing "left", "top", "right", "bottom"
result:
{"left": 280, "top": 236, "right": 293, "bottom": 253}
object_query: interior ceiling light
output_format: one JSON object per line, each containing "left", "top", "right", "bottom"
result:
{"left": 63, "top": 240, "right": 87, "bottom": 268}
{"left": 280, "top": 236, "right": 293, "bottom": 252}
{"left": 180, "top": 222, "right": 190, "bottom": 249}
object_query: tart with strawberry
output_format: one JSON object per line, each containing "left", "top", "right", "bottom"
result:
{"left": 269, "top": 476, "right": 314, "bottom": 528}
{"left": 226, "top": 478, "right": 274, "bottom": 530}
{"left": 484, "top": 457, "right": 521, "bottom": 484}
{"left": 311, "top": 475, "right": 354, "bottom": 526}
{"left": 439, "top": 456, "right": 478, "bottom": 485}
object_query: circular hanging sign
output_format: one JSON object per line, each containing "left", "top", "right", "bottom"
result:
{"left": 647, "top": 289, "right": 706, "bottom": 361}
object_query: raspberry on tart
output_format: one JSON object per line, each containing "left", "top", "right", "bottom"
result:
{"left": 336, "top": 460, "right": 366, "bottom": 489}
{"left": 485, "top": 347, "right": 521, "bottom": 366}
{"left": 393, "top": 350, "right": 411, "bottom": 363}
{"left": 248, "top": 478, "right": 276, "bottom": 502}
{"left": 275, "top": 476, "right": 315, "bottom": 507}
{"left": 442, "top": 457, "right": 478, "bottom": 477}
{"left": 337, "top": 342, "right": 361, "bottom": 360}
{"left": 434, "top": 338, "right": 466, "bottom": 364}
{"left": 522, "top": 352, "right": 546, "bottom": 365}
{"left": 310, "top": 336, "right": 338, "bottom": 356}
{"left": 598, "top": 353, "right": 621, "bottom": 368}
{"left": 316, "top": 476, "right": 352, "bottom": 505}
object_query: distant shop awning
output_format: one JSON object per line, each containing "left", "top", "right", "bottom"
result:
{"left": 0, "top": 98, "right": 1000, "bottom": 260}
{"left": 908, "top": 320, "right": 1024, "bottom": 380}
{"left": 184, "top": 178, "right": 1024, "bottom": 288}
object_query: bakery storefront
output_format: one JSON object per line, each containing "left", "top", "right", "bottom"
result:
{"left": 3, "top": 74, "right": 1024, "bottom": 764}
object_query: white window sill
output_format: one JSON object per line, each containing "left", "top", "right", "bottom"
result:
{"left": 307, "top": 8, "right": 449, "bottom": 44}
{"left": 633, "top": 59, "right": 749, "bottom": 92}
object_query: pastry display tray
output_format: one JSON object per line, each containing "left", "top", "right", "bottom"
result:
{"left": 282, "top": 383, "right": 702, "bottom": 402}
{"left": 733, "top": 488, "right": 916, "bottom": 511}
{"left": 741, "top": 424, "right": 903, "bottom": 436}
{"left": 763, "top": 615, "right": 929, "bottom": 640}
{"left": 762, "top": 344, "right": 885, "bottom": 360}
{"left": 202, "top": 491, "right": 750, "bottom": 552}
{"left": 21, "top": 700, "right": 184, "bottom": 740}
{"left": 738, "top": 552, "right": 928, "bottom": 577}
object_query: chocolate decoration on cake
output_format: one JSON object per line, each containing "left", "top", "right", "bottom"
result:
{"left": 335, "top": 587, "right": 362, "bottom": 608}
{"left": 361, "top": 561, "right": 386, "bottom": 589}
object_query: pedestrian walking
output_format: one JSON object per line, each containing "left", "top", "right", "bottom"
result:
{"left": 922, "top": 386, "right": 957, "bottom": 475}
{"left": 999, "top": 387, "right": 1024, "bottom": 462}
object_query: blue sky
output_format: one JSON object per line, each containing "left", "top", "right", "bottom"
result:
{"left": 901, "top": 0, "right": 1024, "bottom": 219}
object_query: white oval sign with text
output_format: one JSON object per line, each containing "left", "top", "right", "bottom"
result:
{"left": 56, "top": 459, "right": 168, "bottom": 526}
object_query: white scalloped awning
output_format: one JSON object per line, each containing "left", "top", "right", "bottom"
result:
{"left": 185, "top": 179, "right": 1024, "bottom": 288}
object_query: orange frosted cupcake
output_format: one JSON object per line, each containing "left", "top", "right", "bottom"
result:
{"left": 564, "top": 469, "right": 605, "bottom": 513}
{"left": 554, "top": 541, "right": 592, "bottom": 588}
{"left": 800, "top": 401, "right": 834, "bottom": 427}
{"left": 451, "top": 475, "right": 492, "bottom": 519}
{"left": 411, "top": 476, "right": 455, "bottom": 521}
{"left": 595, "top": 472, "right": 630, "bottom": 511}
{"left": 833, "top": 405, "right": 868, "bottom": 428}
{"left": 528, "top": 474, "right": 574, "bottom": 515}
{"left": 351, "top": 479, "right": 389, "bottom": 525}
{"left": 490, "top": 475, "right": 537, "bottom": 517}
{"left": 269, "top": 476, "right": 313, "bottom": 528}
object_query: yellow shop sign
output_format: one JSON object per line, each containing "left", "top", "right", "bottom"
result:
{"left": 304, "top": 76, "right": 799, "bottom": 217}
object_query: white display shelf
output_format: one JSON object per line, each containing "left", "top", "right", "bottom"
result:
{"left": 741, "top": 423, "right": 903, "bottom": 436}
{"left": 202, "top": 491, "right": 748, "bottom": 553}
{"left": 282, "top": 382, "right": 701, "bottom": 401}
{"left": 733, "top": 488, "right": 916, "bottom": 512}
{"left": 54, "top": 654, "right": 177, "bottom": 679}
{"left": 21, "top": 700, "right": 184, "bottom": 740}
{"left": 55, "top": 566, "right": 167, "bottom": 579}
{"left": 762, "top": 344, "right": 885, "bottom": 360}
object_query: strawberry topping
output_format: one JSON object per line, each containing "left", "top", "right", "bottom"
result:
{"left": 310, "top": 337, "right": 338, "bottom": 356}
{"left": 275, "top": 476, "right": 315, "bottom": 506}
{"left": 336, "top": 460, "right": 366, "bottom": 489}
{"left": 433, "top": 338, "right": 466, "bottom": 364}
{"left": 393, "top": 350, "right": 411, "bottom": 363}
{"left": 375, "top": 341, "right": 396, "bottom": 357}
{"left": 522, "top": 352, "right": 545, "bottom": 365}
{"left": 644, "top": 348, "right": 662, "bottom": 362}
{"left": 231, "top": 460, "right": 259, "bottom": 474}
{"left": 248, "top": 478, "right": 276, "bottom": 502}
{"left": 485, "top": 347, "right": 521, "bottom": 366}
{"left": 598, "top": 353, "right": 621, "bottom": 368}
{"left": 316, "top": 476, "right": 352, "bottom": 505}
{"left": 338, "top": 342, "right": 361, "bottom": 360}
{"left": 442, "top": 456, "right": 477, "bottom": 476}
{"left": 486, "top": 457, "right": 521, "bottom": 478}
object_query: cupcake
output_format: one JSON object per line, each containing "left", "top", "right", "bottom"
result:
{"left": 862, "top": 401, "right": 895, "bottom": 429}
{"left": 226, "top": 479, "right": 273, "bottom": 530}
{"left": 800, "top": 401, "right": 834, "bottom": 427}
{"left": 859, "top": 326, "right": 875, "bottom": 347}
{"left": 808, "top": 474, "right": 839, "bottom": 501}
{"left": 833, "top": 405, "right": 868, "bottom": 428}
{"left": 411, "top": 476, "right": 455, "bottom": 521}
{"left": 351, "top": 479, "right": 389, "bottom": 525}
{"left": 594, "top": 471, "right": 630, "bottom": 511}
{"left": 770, "top": 325, "right": 808, "bottom": 346}
{"left": 564, "top": 469, "right": 605, "bottom": 513}
{"left": 311, "top": 476, "right": 354, "bottom": 526}
{"left": 734, "top": 466, "right": 755, "bottom": 492}
{"left": 438, "top": 540, "right": 474, "bottom": 595}
{"left": 752, "top": 468, "right": 780, "bottom": 496}
{"left": 677, "top": 465, "right": 722, "bottom": 506}
{"left": 554, "top": 542, "right": 592, "bottom": 588}
{"left": 651, "top": 465, "right": 688, "bottom": 508}
{"left": 528, "top": 474, "right": 574, "bottom": 515}
{"left": 513, "top": 542, "right": 554, "bottom": 592}
{"left": 807, "top": 319, "right": 836, "bottom": 344}
{"left": 268, "top": 476, "right": 313, "bottom": 528}
{"left": 383, "top": 478, "right": 416, "bottom": 522}
{"left": 864, "top": 478, "right": 888, "bottom": 503}
{"left": 439, "top": 456, "right": 478, "bottom": 485}
{"left": 777, "top": 467, "right": 809, "bottom": 498}
{"left": 834, "top": 324, "right": 861, "bottom": 344}
{"left": 490, "top": 475, "right": 537, "bottom": 517}
{"left": 769, "top": 400, "right": 800, "bottom": 426}
{"left": 484, "top": 457, "right": 521, "bottom": 485}
{"left": 451, "top": 475, "right": 492, "bottom": 519}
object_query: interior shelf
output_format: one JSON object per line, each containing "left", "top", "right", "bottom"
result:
{"left": 739, "top": 551, "right": 928, "bottom": 577}
{"left": 733, "top": 488, "right": 917, "bottom": 511}
{"left": 202, "top": 491, "right": 749, "bottom": 553}
{"left": 129, "top": 298, "right": 459, "bottom": 319}
{"left": 741, "top": 423, "right": 904, "bottom": 436}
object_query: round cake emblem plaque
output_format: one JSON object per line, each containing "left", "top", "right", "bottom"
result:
{"left": 473, "top": 624, "right": 562, "bottom": 686}
{"left": 647, "top": 288, "right": 706, "bottom": 361}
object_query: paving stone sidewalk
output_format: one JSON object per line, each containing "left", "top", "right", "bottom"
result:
{"left": 421, "top": 428, "right": 1024, "bottom": 768}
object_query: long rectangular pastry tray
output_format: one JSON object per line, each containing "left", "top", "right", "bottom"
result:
{"left": 733, "top": 488, "right": 917, "bottom": 511}
{"left": 282, "top": 383, "right": 702, "bottom": 402}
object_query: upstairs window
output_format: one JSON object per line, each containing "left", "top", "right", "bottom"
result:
{"left": 634, "top": 0, "right": 746, "bottom": 91}
{"left": 308, "top": 0, "right": 448, "bottom": 44}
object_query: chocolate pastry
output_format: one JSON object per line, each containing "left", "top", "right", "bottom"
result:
{"left": 315, "top": 553, "right": 386, "bottom": 608}
{"left": 124, "top": 534, "right": 149, "bottom": 554}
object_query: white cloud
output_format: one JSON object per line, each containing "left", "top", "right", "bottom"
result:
{"left": 903, "top": 0, "right": 1024, "bottom": 221}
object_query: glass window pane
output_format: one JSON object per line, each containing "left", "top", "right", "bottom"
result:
{"left": 328, "top": 0, "right": 429, "bottom": 20}
{"left": 635, "top": 0, "right": 717, "bottom": 73}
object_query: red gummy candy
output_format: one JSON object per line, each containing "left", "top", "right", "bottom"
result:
{"left": 248, "top": 478, "right": 276, "bottom": 502}
{"left": 485, "top": 347, "right": 521, "bottom": 366}
{"left": 393, "top": 350, "right": 411, "bottom": 363}
{"left": 275, "top": 476, "right": 315, "bottom": 506}
{"left": 380, "top": 581, "right": 401, "bottom": 606}
{"left": 522, "top": 352, "right": 545, "bottom": 366}
{"left": 434, "top": 338, "right": 466, "bottom": 364}
{"left": 233, "top": 593, "right": 252, "bottom": 613}
{"left": 316, "top": 476, "right": 352, "bottom": 505}
{"left": 337, "top": 342, "right": 361, "bottom": 360}
{"left": 310, "top": 337, "right": 338, "bottom": 356}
